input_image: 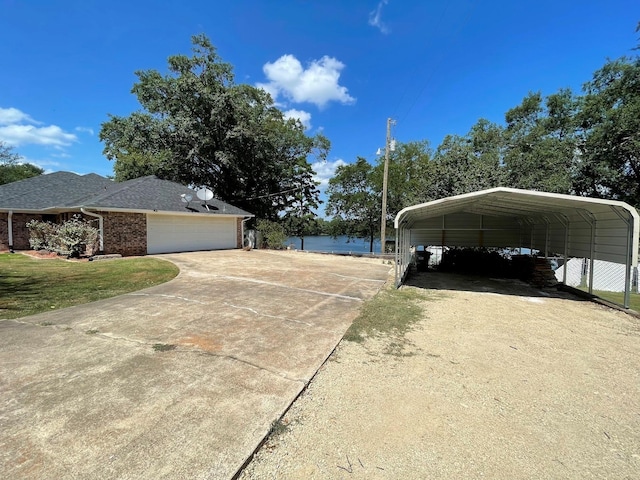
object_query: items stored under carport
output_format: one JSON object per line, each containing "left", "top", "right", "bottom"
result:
{"left": 414, "top": 246, "right": 431, "bottom": 272}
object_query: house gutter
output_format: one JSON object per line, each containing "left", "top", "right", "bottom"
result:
{"left": 80, "top": 208, "right": 104, "bottom": 253}
{"left": 8, "top": 210, "right": 13, "bottom": 252}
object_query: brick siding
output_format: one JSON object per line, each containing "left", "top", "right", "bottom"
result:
{"left": 2, "top": 210, "right": 242, "bottom": 255}
{"left": 101, "top": 212, "right": 147, "bottom": 256}
{"left": 0, "top": 213, "right": 45, "bottom": 250}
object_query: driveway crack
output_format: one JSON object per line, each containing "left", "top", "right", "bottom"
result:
{"left": 176, "top": 349, "right": 307, "bottom": 384}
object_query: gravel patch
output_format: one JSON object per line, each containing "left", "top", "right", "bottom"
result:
{"left": 239, "top": 272, "right": 640, "bottom": 479}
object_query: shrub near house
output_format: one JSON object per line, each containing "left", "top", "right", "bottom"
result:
{"left": 27, "top": 215, "right": 99, "bottom": 258}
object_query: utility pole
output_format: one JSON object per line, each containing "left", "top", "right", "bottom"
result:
{"left": 380, "top": 117, "right": 394, "bottom": 254}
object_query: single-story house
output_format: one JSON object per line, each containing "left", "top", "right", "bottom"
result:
{"left": 0, "top": 172, "right": 253, "bottom": 256}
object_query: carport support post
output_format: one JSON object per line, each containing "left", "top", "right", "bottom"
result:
{"left": 624, "top": 219, "right": 632, "bottom": 308}
{"left": 394, "top": 228, "right": 399, "bottom": 287}
{"left": 588, "top": 219, "right": 596, "bottom": 296}
{"left": 624, "top": 220, "right": 633, "bottom": 308}
{"left": 544, "top": 217, "right": 550, "bottom": 258}
{"left": 576, "top": 209, "right": 596, "bottom": 295}
{"left": 552, "top": 213, "right": 569, "bottom": 286}
{"left": 610, "top": 206, "right": 633, "bottom": 309}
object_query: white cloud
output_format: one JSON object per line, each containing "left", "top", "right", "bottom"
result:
{"left": 0, "top": 107, "right": 78, "bottom": 148}
{"left": 311, "top": 158, "right": 347, "bottom": 188}
{"left": 258, "top": 54, "right": 355, "bottom": 109}
{"left": 369, "top": 0, "right": 390, "bottom": 34}
{"left": 0, "top": 107, "right": 39, "bottom": 126}
{"left": 21, "top": 156, "right": 61, "bottom": 173}
{"left": 75, "top": 126, "right": 94, "bottom": 136}
{"left": 283, "top": 109, "right": 312, "bottom": 129}
{"left": 0, "top": 124, "right": 77, "bottom": 148}
{"left": 256, "top": 82, "right": 279, "bottom": 104}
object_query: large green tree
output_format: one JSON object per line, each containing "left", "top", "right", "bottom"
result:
{"left": 100, "top": 34, "right": 327, "bottom": 219}
{"left": 503, "top": 90, "right": 579, "bottom": 194}
{"left": 429, "top": 119, "right": 506, "bottom": 199}
{"left": 372, "top": 140, "right": 433, "bottom": 216}
{"left": 0, "top": 142, "right": 43, "bottom": 185}
{"left": 326, "top": 157, "right": 380, "bottom": 252}
{"left": 577, "top": 55, "right": 640, "bottom": 207}
{"left": 281, "top": 155, "right": 323, "bottom": 249}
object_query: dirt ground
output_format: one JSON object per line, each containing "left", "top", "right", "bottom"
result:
{"left": 239, "top": 271, "right": 640, "bottom": 480}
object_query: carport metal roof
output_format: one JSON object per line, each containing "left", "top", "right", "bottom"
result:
{"left": 394, "top": 188, "right": 639, "bottom": 308}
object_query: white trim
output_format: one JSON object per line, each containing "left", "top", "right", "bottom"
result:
{"left": 8, "top": 210, "right": 13, "bottom": 251}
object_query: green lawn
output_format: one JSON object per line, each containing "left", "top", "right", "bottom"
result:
{"left": 587, "top": 289, "right": 640, "bottom": 312}
{"left": 0, "top": 253, "right": 179, "bottom": 319}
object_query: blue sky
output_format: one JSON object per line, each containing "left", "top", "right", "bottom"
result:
{"left": 1, "top": 0, "right": 638, "bottom": 212}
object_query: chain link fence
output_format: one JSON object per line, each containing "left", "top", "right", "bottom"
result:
{"left": 555, "top": 257, "right": 639, "bottom": 307}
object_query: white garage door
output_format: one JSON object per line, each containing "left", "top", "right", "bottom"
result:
{"left": 147, "top": 214, "right": 237, "bottom": 254}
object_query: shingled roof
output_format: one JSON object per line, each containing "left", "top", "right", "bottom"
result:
{"left": 0, "top": 172, "right": 252, "bottom": 216}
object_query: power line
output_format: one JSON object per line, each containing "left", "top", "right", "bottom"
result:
{"left": 232, "top": 185, "right": 303, "bottom": 202}
{"left": 392, "top": 1, "right": 477, "bottom": 127}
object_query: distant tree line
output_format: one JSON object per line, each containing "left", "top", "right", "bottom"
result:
{"left": 9, "top": 28, "right": 635, "bottom": 252}
{"left": 0, "top": 142, "right": 43, "bottom": 185}
{"left": 326, "top": 22, "right": 640, "bottom": 251}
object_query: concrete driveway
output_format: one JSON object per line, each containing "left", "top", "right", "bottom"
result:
{"left": 0, "top": 250, "right": 390, "bottom": 479}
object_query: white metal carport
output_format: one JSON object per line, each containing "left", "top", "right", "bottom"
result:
{"left": 394, "top": 188, "right": 640, "bottom": 308}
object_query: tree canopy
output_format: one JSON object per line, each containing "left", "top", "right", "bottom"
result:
{"left": 100, "top": 34, "right": 326, "bottom": 220}
{"left": 0, "top": 142, "right": 44, "bottom": 185}
{"left": 327, "top": 23, "right": 640, "bottom": 244}
{"left": 577, "top": 56, "right": 640, "bottom": 206}
{"left": 326, "top": 157, "right": 380, "bottom": 252}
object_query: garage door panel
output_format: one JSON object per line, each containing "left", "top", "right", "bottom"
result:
{"left": 147, "top": 214, "right": 236, "bottom": 254}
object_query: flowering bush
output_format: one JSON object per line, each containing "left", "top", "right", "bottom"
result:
{"left": 26, "top": 219, "right": 58, "bottom": 251}
{"left": 27, "top": 215, "right": 99, "bottom": 257}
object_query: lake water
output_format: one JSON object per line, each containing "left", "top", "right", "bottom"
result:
{"left": 285, "top": 235, "right": 382, "bottom": 254}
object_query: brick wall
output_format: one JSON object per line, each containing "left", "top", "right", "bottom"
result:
{"left": 0, "top": 213, "right": 44, "bottom": 250}
{"left": 0, "top": 213, "right": 7, "bottom": 250}
{"left": 101, "top": 212, "right": 147, "bottom": 256}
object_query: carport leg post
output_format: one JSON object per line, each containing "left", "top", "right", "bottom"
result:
{"left": 609, "top": 206, "right": 633, "bottom": 309}
{"left": 588, "top": 219, "right": 595, "bottom": 296}
{"left": 623, "top": 210, "right": 632, "bottom": 308}
{"left": 530, "top": 221, "right": 534, "bottom": 253}
{"left": 544, "top": 218, "right": 549, "bottom": 258}
{"left": 624, "top": 223, "right": 632, "bottom": 308}
{"left": 576, "top": 209, "right": 596, "bottom": 295}
{"left": 394, "top": 228, "right": 399, "bottom": 287}
{"left": 563, "top": 219, "right": 568, "bottom": 287}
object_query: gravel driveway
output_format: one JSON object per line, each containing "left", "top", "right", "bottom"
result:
{"left": 240, "top": 271, "right": 640, "bottom": 479}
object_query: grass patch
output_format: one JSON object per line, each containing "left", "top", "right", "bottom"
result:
{"left": 344, "top": 286, "right": 428, "bottom": 343}
{"left": 587, "top": 289, "right": 640, "bottom": 311}
{"left": 152, "top": 343, "right": 176, "bottom": 352}
{"left": 268, "top": 418, "right": 290, "bottom": 438}
{"left": 0, "top": 254, "right": 179, "bottom": 319}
